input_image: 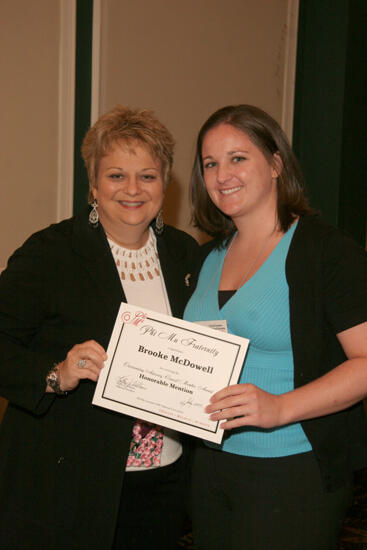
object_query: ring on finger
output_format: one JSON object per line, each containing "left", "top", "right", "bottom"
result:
{"left": 77, "top": 359, "right": 87, "bottom": 369}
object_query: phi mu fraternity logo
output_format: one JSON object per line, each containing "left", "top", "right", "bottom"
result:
{"left": 121, "top": 310, "right": 147, "bottom": 326}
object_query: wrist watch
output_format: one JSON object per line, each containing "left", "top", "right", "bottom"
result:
{"left": 46, "top": 363, "right": 67, "bottom": 395}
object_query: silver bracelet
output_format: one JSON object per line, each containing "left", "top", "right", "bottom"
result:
{"left": 45, "top": 363, "right": 67, "bottom": 396}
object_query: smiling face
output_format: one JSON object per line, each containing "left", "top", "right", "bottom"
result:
{"left": 201, "top": 124, "right": 279, "bottom": 225}
{"left": 92, "top": 141, "right": 164, "bottom": 247}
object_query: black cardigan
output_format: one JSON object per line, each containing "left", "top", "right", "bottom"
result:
{"left": 0, "top": 209, "right": 199, "bottom": 550}
{"left": 287, "top": 215, "right": 367, "bottom": 491}
{"left": 200, "top": 215, "right": 367, "bottom": 491}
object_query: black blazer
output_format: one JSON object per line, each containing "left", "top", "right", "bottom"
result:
{"left": 0, "top": 209, "right": 199, "bottom": 550}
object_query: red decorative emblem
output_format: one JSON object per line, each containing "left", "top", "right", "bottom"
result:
{"left": 121, "top": 310, "right": 147, "bottom": 326}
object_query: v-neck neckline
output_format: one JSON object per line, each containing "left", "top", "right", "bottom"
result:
{"left": 217, "top": 222, "right": 298, "bottom": 312}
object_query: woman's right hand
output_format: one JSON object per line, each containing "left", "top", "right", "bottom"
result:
{"left": 58, "top": 340, "right": 107, "bottom": 392}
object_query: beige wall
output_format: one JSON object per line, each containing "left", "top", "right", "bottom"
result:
{"left": 0, "top": 1, "right": 294, "bottom": 262}
{"left": 0, "top": 0, "right": 60, "bottom": 267}
{"left": 98, "top": 0, "right": 292, "bottom": 241}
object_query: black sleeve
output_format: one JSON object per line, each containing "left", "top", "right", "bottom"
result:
{"left": 0, "top": 233, "right": 56, "bottom": 413}
{"left": 322, "top": 228, "right": 367, "bottom": 333}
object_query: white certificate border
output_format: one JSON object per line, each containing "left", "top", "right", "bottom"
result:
{"left": 99, "top": 316, "right": 244, "bottom": 438}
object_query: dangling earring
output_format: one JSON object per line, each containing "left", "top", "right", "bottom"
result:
{"left": 89, "top": 199, "right": 99, "bottom": 227}
{"left": 155, "top": 209, "right": 164, "bottom": 235}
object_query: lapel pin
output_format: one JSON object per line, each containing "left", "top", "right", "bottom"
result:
{"left": 184, "top": 273, "right": 191, "bottom": 287}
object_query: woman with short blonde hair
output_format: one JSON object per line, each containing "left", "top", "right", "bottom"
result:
{"left": 0, "top": 105, "right": 199, "bottom": 550}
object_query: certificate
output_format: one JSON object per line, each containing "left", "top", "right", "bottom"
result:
{"left": 93, "top": 304, "right": 249, "bottom": 443}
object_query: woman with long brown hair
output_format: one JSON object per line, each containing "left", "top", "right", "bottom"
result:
{"left": 185, "top": 104, "right": 367, "bottom": 550}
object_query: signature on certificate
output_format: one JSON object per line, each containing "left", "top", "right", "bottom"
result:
{"left": 179, "top": 398, "right": 203, "bottom": 408}
{"left": 115, "top": 375, "right": 146, "bottom": 391}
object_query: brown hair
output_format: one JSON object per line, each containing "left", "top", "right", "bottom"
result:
{"left": 82, "top": 105, "right": 175, "bottom": 201}
{"left": 190, "top": 104, "right": 313, "bottom": 243}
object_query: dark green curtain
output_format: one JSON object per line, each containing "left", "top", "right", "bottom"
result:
{"left": 73, "top": 0, "right": 93, "bottom": 215}
{"left": 293, "top": 0, "right": 367, "bottom": 246}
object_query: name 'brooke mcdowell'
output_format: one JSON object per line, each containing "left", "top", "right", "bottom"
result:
{"left": 137, "top": 344, "right": 214, "bottom": 374}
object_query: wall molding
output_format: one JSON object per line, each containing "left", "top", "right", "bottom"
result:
{"left": 73, "top": 0, "right": 94, "bottom": 214}
{"left": 281, "top": 0, "right": 299, "bottom": 142}
{"left": 91, "top": 0, "right": 101, "bottom": 125}
{"left": 57, "top": 0, "right": 76, "bottom": 221}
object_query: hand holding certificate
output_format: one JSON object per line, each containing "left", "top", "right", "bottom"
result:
{"left": 93, "top": 304, "right": 249, "bottom": 443}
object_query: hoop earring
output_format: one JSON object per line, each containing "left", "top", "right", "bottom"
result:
{"left": 89, "top": 199, "right": 99, "bottom": 227}
{"left": 155, "top": 210, "right": 164, "bottom": 235}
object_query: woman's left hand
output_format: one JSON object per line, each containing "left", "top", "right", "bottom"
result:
{"left": 206, "top": 383, "right": 284, "bottom": 430}
{"left": 207, "top": 322, "right": 367, "bottom": 431}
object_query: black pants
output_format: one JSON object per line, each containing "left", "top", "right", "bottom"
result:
{"left": 191, "top": 443, "right": 352, "bottom": 550}
{"left": 112, "top": 455, "right": 188, "bottom": 550}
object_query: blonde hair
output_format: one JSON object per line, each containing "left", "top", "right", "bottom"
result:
{"left": 81, "top": 105, "right": 175, "bottom": 201}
